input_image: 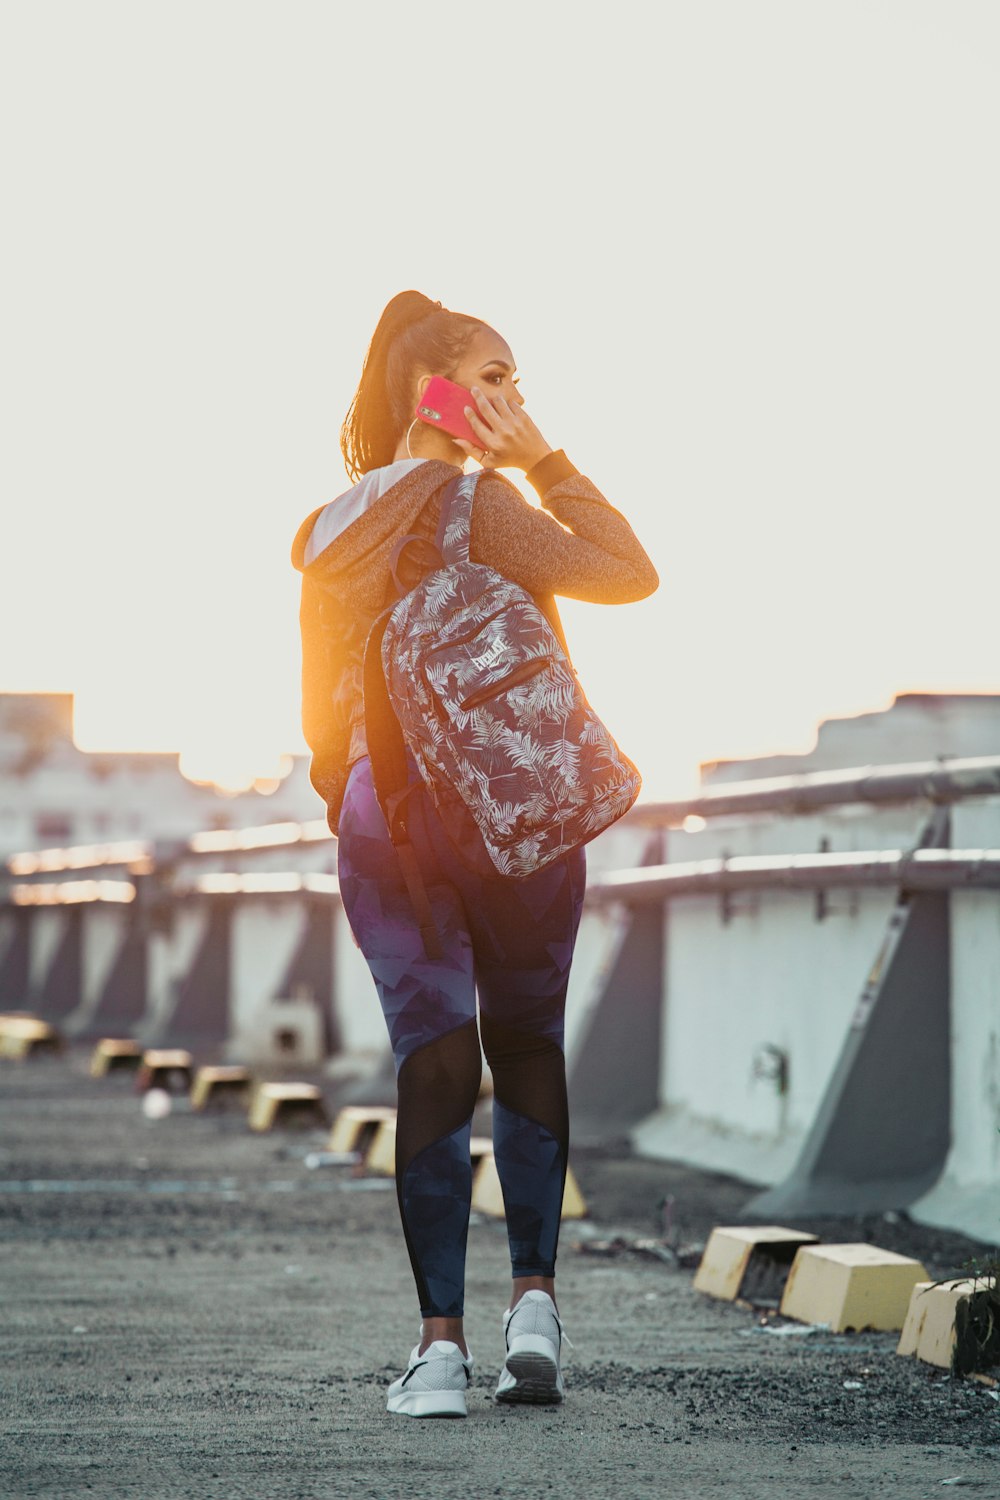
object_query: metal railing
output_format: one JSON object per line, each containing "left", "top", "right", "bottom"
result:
{"left": 631, "top": 754, "right": 1000, "bottom": 825}
{"left": 587, "top": 847, "right": 1000, "bottom": 904}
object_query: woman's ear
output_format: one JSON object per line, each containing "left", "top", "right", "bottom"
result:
{"left": 415, "top": 372, "right": 433, "bottom": 401}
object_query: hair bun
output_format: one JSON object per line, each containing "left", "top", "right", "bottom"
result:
{"left": 379, "top": 290, "right": 444, "bottom": 335}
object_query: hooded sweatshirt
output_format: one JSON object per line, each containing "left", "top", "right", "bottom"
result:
{"left": 290, "top": 450, "right": 659, "bottom": 828}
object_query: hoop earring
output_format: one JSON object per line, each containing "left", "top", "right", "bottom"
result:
{"left": 405, "top": 419, "right": 421, "bottom": 460}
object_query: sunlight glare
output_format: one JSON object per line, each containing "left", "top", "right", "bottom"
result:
{"left": 179, "top": 748, "right": 296, "bottom": 796}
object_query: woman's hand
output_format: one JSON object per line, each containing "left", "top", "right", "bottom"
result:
{"left": 452, "top": 387, "right": 553, "bottom": 473}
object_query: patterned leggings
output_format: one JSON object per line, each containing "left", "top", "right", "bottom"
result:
{"left": 337, "top": 756, "right": 586, "bottom": 1318}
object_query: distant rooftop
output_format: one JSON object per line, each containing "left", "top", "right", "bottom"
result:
{"left": 0, "top": 692, "right": 183, "bottom": 775}
{"left": 0, "top": 692, "right": 74, "bottom": 745}
{"left": 702, "top": 693, "right": 1000, "bottom": 786}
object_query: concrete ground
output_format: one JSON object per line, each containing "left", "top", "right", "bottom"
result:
{"left": 1, "top": 1051, "right": 997, "bottom": 1500}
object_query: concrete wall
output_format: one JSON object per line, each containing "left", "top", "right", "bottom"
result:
{"left": 911, "top": 799, "right": 1000, "bottom": 1242}
{"left": 634, "top": 800, "right": 941, "bottom": 1183}
{"left": 628, "top": 794, "right": 1000, "bottom": 1241}
{"left": 639, "top": 887, "right": 897, "bottom": 1181}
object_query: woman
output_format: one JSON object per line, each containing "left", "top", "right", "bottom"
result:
{"left": 292, "top": 291, "right": 658, "bottom": 1417}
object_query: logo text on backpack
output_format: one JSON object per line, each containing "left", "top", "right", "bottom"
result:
{"left": 469, "top": 638, "right": 508, "bottom": 673}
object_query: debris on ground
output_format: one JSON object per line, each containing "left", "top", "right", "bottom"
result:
{"left": 571, "top": 1232, "right": 703, "bottom": 1268}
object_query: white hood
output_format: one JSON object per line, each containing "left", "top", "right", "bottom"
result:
{"left": 303, "top": 459, "right": 429, "bottom": 566}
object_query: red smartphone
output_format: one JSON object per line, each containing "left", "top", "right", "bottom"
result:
{"left": 414, "top": 375, "right": 482, "bottom": 447}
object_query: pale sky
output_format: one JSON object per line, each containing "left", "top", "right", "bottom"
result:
{"left": 1, "top": 1, "right": 997, "bottom": 798}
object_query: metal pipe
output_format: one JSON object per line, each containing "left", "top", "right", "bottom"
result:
{"left": 6, "top": 850, "right": 1000, "bottom": 908}
{"left": 628, "top": 754, "right": 1000, "bottom": 826}
{"left": 587, "top": 848, "right": 1000, "bottom": 904}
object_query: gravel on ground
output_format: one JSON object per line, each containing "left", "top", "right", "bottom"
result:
{"left": 1, "top": 1052, "right": 997, "bottom": 1500}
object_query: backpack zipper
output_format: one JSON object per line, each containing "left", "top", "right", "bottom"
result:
{"left": 459, "top": 656, "right": 553, "bottom": 711}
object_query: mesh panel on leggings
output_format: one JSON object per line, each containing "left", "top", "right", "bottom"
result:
{"left": 479, "top": 1013, "right": 568, "bottom": 1155}
{"left": 395, "top": 1018, "right": 482, "bottom": 1316}
{"left": 395, "top": 1018, "right": 483, "bottom": 1176}
{"left": 480, "top": 1012, "right": 569, "bottom": 1277}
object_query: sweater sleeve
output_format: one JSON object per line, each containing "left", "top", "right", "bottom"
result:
{"left": 468, "top": 463, "right": 659, "bottom": 604}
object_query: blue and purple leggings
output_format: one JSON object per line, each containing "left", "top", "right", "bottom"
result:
{"left": 337, "top": 755, "right": 585, "bottom": 1318}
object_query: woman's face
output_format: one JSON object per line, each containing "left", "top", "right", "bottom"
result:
{"left": 448, "top": 326, "right": 524, "bottom": 410}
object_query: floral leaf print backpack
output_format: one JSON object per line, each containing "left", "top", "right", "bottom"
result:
{"left": 364, "top": 471, "right": 641, "bottom": 907}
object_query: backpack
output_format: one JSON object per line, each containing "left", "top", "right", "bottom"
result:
{"left": 363, "top": 472, "right": 641, "bottom": 945}
{"left": 365, "top": 474, "right": 641, "bottom": 948}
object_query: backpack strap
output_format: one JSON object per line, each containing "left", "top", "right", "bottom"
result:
{"left": 357, "top": 470, "right": 478, "bottom": 961}
{"left": 436, "top": 471, "right": 480, "bottom": 564}
{"left": 388, "top": 533, "right": 442, "bottom": 599}
{"left": 388, "top": 465, "right": 476, "bottom": 596}
{"left": 362, "top": 609, "right": 443, "bottom": 961}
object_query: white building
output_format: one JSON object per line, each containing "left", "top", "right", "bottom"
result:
{"left": 0, "top": 693, "right": 321, "bottom": 857}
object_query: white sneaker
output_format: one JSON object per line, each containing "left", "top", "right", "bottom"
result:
{"left": 386, "top": 1339, "right": 473, "bottom": 1418}
{"left": 494, "top": 1290, "right": 567, "bottom": 1404}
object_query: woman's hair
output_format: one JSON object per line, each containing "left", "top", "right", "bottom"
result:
{"left": 340, "top": 291, "right": 487, "bottom": 481}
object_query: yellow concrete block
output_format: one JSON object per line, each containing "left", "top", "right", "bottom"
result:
{"left": 191, "top": 1065, "right": 252, "bottom": 1111}
{"left": 248, "top": 1082, "right": 327, "bottom": 1132}
{"left": 365, "top": 1116, "right": 397, "bottom": 1176}
{"left": 469, "top": 1135, "right": 493, "bottom": 1166}
{"left": 90, "top": 1038, "right": 143, "bottom": 1076}
{"left": 560, "top": 1169, "right": 587, "bottom": 1219}
{"left": 471, "top": 1152, "right": 587, "bottom": 1220}
{"left": 896, "top": 1280, "right": 956, "bottom": 1363}
{"left": 896, "top": 1279, "right": 997, "bottom": 1369}
{"left": 0, "top": 1016, "right": 62, "bottom": 1059}
{"left": 327, "top": 1105, "right": 396, "bottom": 1155}
{"left": 360, "top": 1126, "right": 494, "bottom": 1179}
{"left": 780, "top": 1243, "right": 928, "bottom": 1332}
{"left": 693, "top": 1226, "right": 820, "bottom": 1301}
{"left": 138, "top": 1049, "right": 193, "bottom": 1092}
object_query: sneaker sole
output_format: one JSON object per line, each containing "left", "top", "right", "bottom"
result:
{"left": 495, "top": 1350, "right": 563, "bottom": 1405}
{"left": 386, "top": 1390, "right": 468, "bottom": 1418}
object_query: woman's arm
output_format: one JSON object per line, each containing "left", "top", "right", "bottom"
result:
{"left": 469, "top": 455, "right": 659, "bottom": 604}
{"left": 453, "top": 384, "right": 658, "bottom": 604}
